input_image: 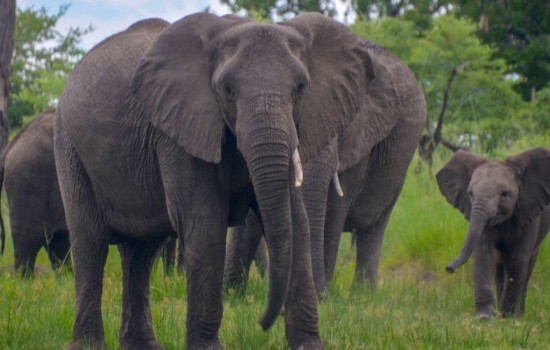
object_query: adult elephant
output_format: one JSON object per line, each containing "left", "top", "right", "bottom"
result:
{"left": 0, "top": 109, "right": 70, "bottom": 276}
{"left": 224, "top": 39, "right": 427, "bottom": 295}
{"left": 437, "top": 148, "right": 550, "bottom": 318}
{"left": 55, "top": 13, "right": 376, "bottom": 350}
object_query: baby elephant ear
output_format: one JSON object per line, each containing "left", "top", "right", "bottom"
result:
{"left": 436, "top": 150, "right": 487, "bottom": 220}
{"left": 131, "top": 13, "right": 240, "bottom": 163}
{"left": 506, "top": 147, "right": 550, "bottom": 222}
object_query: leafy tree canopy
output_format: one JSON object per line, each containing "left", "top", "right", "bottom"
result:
{"left": 350, "top": 0, "right": 550, "bottom": 101}
{"left": 354, "top": 15, "right": 532, "bottom": 155}
{"left": 9, "top": 4, "right": 92, "bottom": 129}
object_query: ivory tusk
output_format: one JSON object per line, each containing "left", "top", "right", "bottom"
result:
{"left": 292, "top": 149, "right": 303, "bottom": 187}
{"left": 332, "top": 172, "right": 344, "bottom": 197}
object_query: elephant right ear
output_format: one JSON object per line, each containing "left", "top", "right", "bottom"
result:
{"left": 282, "top": 13, "right": 375, "bottom": 165}
{"left": 131, "top": 13, "right": 242, "bottom": 163}
{"left": 506, "top": 147, "right": 550, "bottom": 222}
{"left": 436, "top": 150, "right": 487, "bottom": 220}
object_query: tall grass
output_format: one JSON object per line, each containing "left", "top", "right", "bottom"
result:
{"left": 1, "top": 155, "right": 549, "bottom": 349}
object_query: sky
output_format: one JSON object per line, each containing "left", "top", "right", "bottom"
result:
{"left": 18, "top": 0, "right": 234, "bottom": 50}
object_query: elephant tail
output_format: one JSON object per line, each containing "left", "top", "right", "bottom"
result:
{"left": 0, "top": 147, "right": 6, "bottom": 255}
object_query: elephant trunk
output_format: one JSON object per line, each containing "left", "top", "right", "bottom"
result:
{"left": 238, "top": 112, "right": 295, "bottom": 331}
{"left": 446, "top": 201, "right": 489, "bottom": 273}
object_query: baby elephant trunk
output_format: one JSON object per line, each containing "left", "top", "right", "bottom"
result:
{"left": 446, "top": 207, "right": 489, "bottom": 273}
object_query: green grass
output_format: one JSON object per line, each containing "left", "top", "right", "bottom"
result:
{"left": 1, "top": 157, "right": 549, "bottom": 349}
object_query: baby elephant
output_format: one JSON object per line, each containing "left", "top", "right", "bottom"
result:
{"left": 0, "top": 110, "right": 71, "bottom": 277}
{"left": 437, "top": 148, "right": 550, "bottom": 318}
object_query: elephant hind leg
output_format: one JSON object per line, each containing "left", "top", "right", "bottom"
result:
{"left": 224, "top": 210, "right": 264, "bottom": 292}
{"left": 55, "top": 125, "right": 110, "bottom": 349}
{"left": 352, "top": 209, "right": 391, "bottom": 289}
{"left": 12, "top": 233, "right": 42, "bottom": 278}
{"left": 46, "top": 230, "right": 72, "bottom": 272}
{"left": 118, "top": 236, "right": 166, "bottom": 350}
{"left": 518, "top": 250, "right": 539, "bottom": 316}
{"left": 162, "top": 236, "right": 177, "bottom": 276}
{"left": 495, "top": 262, "right": 505, "bottom": 306}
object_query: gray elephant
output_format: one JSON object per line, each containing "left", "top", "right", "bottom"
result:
{"left": 437, "top": 148, "right": 550, "bottom": 318}
{"left": 55, "top": 12, "right": 378, "bottom": 349}
{"left": 224, "top": 39, "right": 427, "bottom": 295}
{"left": 0, "top": 109, "right": 70, "bottom": 277}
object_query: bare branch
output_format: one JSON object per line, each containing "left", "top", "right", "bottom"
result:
{"left": 433, "top": 62, "right": 469, "bottom": 144}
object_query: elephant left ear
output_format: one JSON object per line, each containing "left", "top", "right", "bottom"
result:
{"left": 131, "top": 13, "right": 244, "bottom": 163}
{"left": 436, "top": 150, "right": 487, "bottom": 220}
{"left": 281, "top": 13, "right": 375, "bottom": 164}
{"left": 506, "top": 147, "right": 550, "bottom": 222}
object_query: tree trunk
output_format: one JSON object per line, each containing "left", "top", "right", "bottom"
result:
{"left": 0, "top": 0, "right": 16, "bottom": 150}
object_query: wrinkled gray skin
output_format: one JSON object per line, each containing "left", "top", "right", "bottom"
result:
{"left": 225, "top": 40, "right": 427, "bottom": 295}
{"left": 437, "top": 148, "right": 550, "bottom": 318}
{"left": 0, "top": 110, "right": 70, "bottom": 277}
{"left": 55, "top": 12, "right": 377, "bottom": 350}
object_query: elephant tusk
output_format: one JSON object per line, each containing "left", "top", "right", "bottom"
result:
{"left": 332, "top": 173, "right": 344, "bottom": 197}
{"left": 292, "top": 149, "right": 303, "bottom": 187}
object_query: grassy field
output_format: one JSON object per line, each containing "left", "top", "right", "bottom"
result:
{"left": 0, "top": 153, "right": 549, "bottom": 349}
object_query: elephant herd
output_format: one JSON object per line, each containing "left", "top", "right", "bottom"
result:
{"left": 0, "top": 12, "right": 549, "bottom": 350}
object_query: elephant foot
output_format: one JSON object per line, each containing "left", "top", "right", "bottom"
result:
{"left": 475, "top": 309, "right": 496, "bottom": 320}
{"left": 188, "top": 337, "right": 224, "bottom": 350}
{"left": 120, "top": 338, "right": 164, "bottom": 350}
{"left": 291, "top": 336, "right": 325, "bottom": 350}
{"left": 501, "top": 307, "right": 522, "bottom": 318}
{"left": 67, "top": 339, "right": 108, "bottom": 350}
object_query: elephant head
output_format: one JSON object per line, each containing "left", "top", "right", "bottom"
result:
{"left": 130, "top": 13, "right": 374, "bottom": 329}
{"left": 436, "top": 148, "right": 550, "bottom": 273}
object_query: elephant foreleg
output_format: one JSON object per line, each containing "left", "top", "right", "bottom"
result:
{"left": 495, "top": 262, "right": 505, "bottom": 306}
{"left": 118, "top": 236, "right": 166, "bottom": 350}
{"left": 158, "top": 146, "right": 228, "bottom": 349}
{"left": 472, "top": 242, "right": 497, "bottom": 319}
{"left": 500, "top": 225, "right": 539, "bottom": 317}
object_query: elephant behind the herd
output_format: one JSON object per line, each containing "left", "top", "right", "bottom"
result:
{"left": 224, "top": 38, "right": 427, "bottom": 296}
{"left": 0, "top": 110, "right": 71, "bottom": 277}
{"left": 437, "top": 148, "right": 550, "bottom": 319}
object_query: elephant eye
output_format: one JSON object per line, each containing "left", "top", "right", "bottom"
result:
{"left": 223, "top": 84, "right": 235, "bottom": 98}
{"left": 501, "top": 190, "right": 509, "bottom": 198}
{"left": 467, "top": 190, "right": 473, "bottom": 198}
{"left": 295, "top": 81, "right": 308, "bottom": 97}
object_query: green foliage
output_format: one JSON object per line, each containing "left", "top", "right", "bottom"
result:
{"left": 8, "top": 4, "right": 91, "bottom": 130}
{"left": 350, "top": 0, "right": 550, "bottom": 102}
{"left": 354, "top": 15, "right": 539, "bottom": 155}
{"left": 453, "top": 0, "right": 550, "bottom": 100}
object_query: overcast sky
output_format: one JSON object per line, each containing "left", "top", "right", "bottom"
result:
{"left": 18, "top": 0, "right": 234, "bottom": 50}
